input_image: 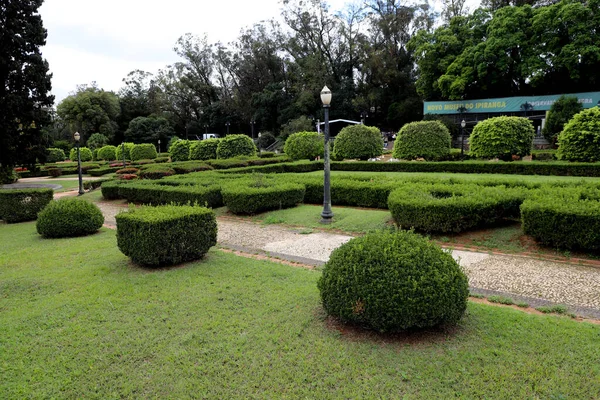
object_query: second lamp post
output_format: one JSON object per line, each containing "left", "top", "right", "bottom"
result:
{"left": 320, "top": 85, "right": 333, "bottom": 224}
{"left": 73, "top": 132, "right": 84, "bottom": 195}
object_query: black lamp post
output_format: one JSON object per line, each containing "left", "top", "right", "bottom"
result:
{"left": 204, "top": 124, "right": 208, "bottom": 134}
{"left": 250, "top": 120, "right": 255, "bottom": 139}
{"left": 320, "top": 85, "right": 333, "bottom": 224}
{"left": 460, "top": 119, "right": 466, "bottom": 158}
{"left": 360, "top": 111, "right": 368, "bottom": 125}
{"left": 158, "top": 139, "right": 161, "bottom": 153}
{"left": 225, "top": 121, "right": 230, "bottom": 135}
{"left": 73, "top": 132, "right": 84, "bottom": 195}
{"left": 121, "top": 142, "right": 126, "bottom": 167}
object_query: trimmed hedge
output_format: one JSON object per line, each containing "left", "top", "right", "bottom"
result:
{"left": 130, "top": 143, "right": 158, "bottom": 161}
{"left": 333, "top": 125, "right": 383, "bottom": 160}
{"left": 88, "top": 167, "right": 121, "bottom": 176}
{"left": 170, "top": 161, "right": 213, "bottom": 174}
{"left": 190, "top": 138, "right": 220, "bottom": 160}
{"left": 36, "top": 199, "right": 104, "bottom": 238}
{"left": 393, "top": 120, "right": 451, "bottom": 161}
{"left": 0, "top": 188, "right": 54, "bottom": 223}
{"left": 97, "top": 145, "right": 117, "bottom": 161}
{"left": 138, "top": 165, "right": 175, "bottom": 180}
{"left": 169, "top": 140, "right": 192, "bottom": 162}
{"left": 221, "top": 177, "right": 305, "bottom": 214}
{"left": 469, "top": 116, "right": 534, "bottom": 160}
{"left": 116, "top": 204, "right": 217, "bottom": 266}
{"left": 557, "top": 107, "right": 600, "bottom": 162}
{"left": 46, "top": 148, "right": 66, "bottom": 163}
{"left": 69, "top": 147, "right": 93, "bottom": 162}
{"left": 318, "top": 230, "right": 469, "bottom": 332}
{"left": 284, "top": 131, "right": 324, "bottom": 161}
{"left": 216, "top": 134, "right": 256, "bottom": 159}
{"left": 388, "top": 183, "right": 526, "bottom": 232}
{"left": 104, "top": 180, "right": 223, "bottom": 207}
{"left": 115, "top": 143, "right": 135, "bottom": 161}
{"left": 521, "top": 186, "right": 600, "bottom": 251}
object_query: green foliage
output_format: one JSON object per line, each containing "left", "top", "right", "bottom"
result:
{"left": 138, "top": 164, "right": 176, "bottom": 180}
{"left": 216, "top": 135, "right": 257, "bottom": 159}
{"left": 469, "top": 117, "right": 534, "bottom": 160}
{"left": 154, "top": 156, "right": 170, "bottom": 163}
{"left": 109, "top": 181, "right": 223, "bottom": 207}
{"left": 96, "top": 145, "right": 117, "bottom": 161}
{"left": 36, "top": 199, "right": 104, "bottom": 238}
{"left": 69, "top": 147, "right": 93, "bottom": 162}
{"left": 542, "top": 96, "right": 583, "bottom": 143}
{"left": 115, "top": 142, "right": 135, "bottom": 161}
{"left": 258, "top": 151, "right": 275, "bottom": 158}
{"left": 190, "top": 138, "right": 220, "bottom": 160}
{"left": 422, "top": 114, "right": 460, "bottom": 138}
{"left": 388, "top": 183, "right": 526, "bottom": 233}
{"left": 536, "top": 304, "right": 569, "bottom": 315}
{"left": 318, "top": 230, "right": 469, "bottom": 332}
{"left": 284, "top": 131, "right": 324, "bottom": 160}
{"left": 393, "top": 121, "right": 451, "bottom": 160}
{"left": 86, "top": 133, "right": 109, "bottom": 151}
{"left": 130, "top": 143, "right": 158, "bottom": 161}
{"left": 256, "top": 132, "right": 277, "bottom": 150}
{"left": 46, "top": 148, "right": 66, "bottom": 163}
{"left": 0, "top": 188, "right": 53, "bottom": 223}
{"left": 333, "top": 125, "right": 383, "bottom": 161}
{"left": 280, "top": 116, "right": 315, "bottom": 141}
{"left": 52, "top": 140, "right": 71, "bottom": 155}
{"left": 557, "top": 108, "right": 600, "bottom": 162}
{"left": 170, "top": 161, "right": 212, "bottom": 174}
{"left": 221, "top": 176, "right": 305, "bottom": 214}
{"left": 116, "top": 204, "right": 217, "bottom": 266}
{"left": 169, "top": 140, "right": 192, "bottom": 162}
{"left": 125, "top": 116, "right": 175, "bottom": 144}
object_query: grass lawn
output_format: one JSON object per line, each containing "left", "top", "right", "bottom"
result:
{"left": 1, "top": 222, "right": 600, "bottom": 398}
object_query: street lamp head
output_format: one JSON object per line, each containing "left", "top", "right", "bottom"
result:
{"left": 461, "top": 120, "right": 466, "bottom": 128}
{"left": 320, "top": 85, "right": 332, "bottom": 106}
{"left": 73, "top": 132, "right": 80, "bottom": 141}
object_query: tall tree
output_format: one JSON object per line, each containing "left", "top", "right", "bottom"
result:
{"left": 0, "top": 0, "right": 54, "bottom": 180}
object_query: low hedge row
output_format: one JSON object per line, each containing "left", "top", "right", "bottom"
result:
{"left": 102, "top": 180, "right": 223, "bottom": 207}
{"left": 221, "top": 179, "right": 305, "bottom": 214}
{"left": 116, "top": 204, "right": 217, "bottom": 266}
{"left": 0, "top": 188, "right": 54, "bottom": 223}
{"left": 88, "top": 167, "right": 121, "bottom": 176}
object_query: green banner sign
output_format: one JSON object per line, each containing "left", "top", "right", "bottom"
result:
{"left": 423, "top": 92, "right": 600, "bottom": 115}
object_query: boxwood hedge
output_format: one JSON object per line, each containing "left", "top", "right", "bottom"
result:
{"left": 216, "top": 134, "right": 256, "bottom": 159}
{"left": 36, "top": 198, "right": 104, "bottom": 238}
{"left": 190, "top": 138, "right": 220, "bottom": 160}
{"left": 130, "top": 143, "right": 158, "bottom": 161}
{"left": 221, "top": 177, "right": 305, "bottom": 214}
{"left": 557, "top": 107, "right": 600, "bottom": 162}
{"left": 0, "top": 188, "right": 54, "bottom": 223}
{"left": 333, "top": 125, "right": 383, "bottom": 160}
{"left": 469, "top": 116, "right": 534, "bottom": 160}
{"left": 393, "top": 120, "right": 451, "bottom": 161}
{"left": 284, "top": 131, "right": 324, "bottom": 161}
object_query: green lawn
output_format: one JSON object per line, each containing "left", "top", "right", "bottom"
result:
{"left": 1, "top": 222, "right": 600, "bottom": 398}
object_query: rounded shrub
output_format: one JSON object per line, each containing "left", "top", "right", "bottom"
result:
{"left": 97, "top": 145, "right": 117, "bottom": 161}
{"left": 115, "top": 142, "right": 135, "bottom": 161}
{"left": 469, "top": 116, "right": 534, "bottom": 160}
{"left": 393, "top": 120, "right": 451, "bottom": 161}
{"left": 216, "top": 134, "right": 257, "bottom": 159}
{"left": 318, "top": 230, "right": 469, "bottom": 332}
{"left": 130, "top": 143, "right": 158, "bottom": 161}
{"left": 333, "top": 125, "right": 383, "bottom": 160}
{"left": 116, "top": 204, "right": 217, "bottom": 267}
{"left": 221, "top": 175, "right": 305, "bottom": 214}
{"left": 46, "top": 148, "right": 66, "bottom": 163}
{"left": 190, "top": 138, "right": 221, "bottom": 160}
{"left": 69, "top": 147, "right": 93, "bottom": 162}
{"left": 388, "top": 183, "right": 525, "bottom": 233}
{"left": 138, "top": 164, "right": 176, "bottom": 180}
{"left": 284, "top": 131, "right": 324, "bottom": 160}
{"left": 36, "top": 198, "right": 104, "bottom": 238}
{"left": 557, "top": 107, "right": 600, "bottom": 162}
{"left": 169, "top": 140, "right": 192, "bottom": 162}
{"left": 0, "top": 188, "right": 53, "bottom": 223}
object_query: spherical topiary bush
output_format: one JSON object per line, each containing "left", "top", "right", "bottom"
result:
{"left": 97, "top": 145, "right": 117, "bottom": 161}
{"left": 190, "top": 138, "right": 221, "bottom": 160}
{"left": 393, "top": 121, "right": 451, "bottom": 160}
{"left": 69, "top": 147, "right": 93, "bottom": 162}
{"left": 469, "top": 116, "right": 534, "bottom": 160}
{"left": 169, "top": 140, "right": 192, "bottom": 162}
{"left": 557, "top": 107, "right": 600, "bottom": 162}
{"left": 46, "top": 148, "right": 66, "bottom": 163}
{"left": 115, "top": 142, "right": 135, "bottom": 161}
{"left": 333, "top": 125, "right": 383, "bottom": 160}
{"left": 36, "top": 198, "right": 104, "bottom": 238}
{"left": 284, "top": 131, "right": 324, "bottom": 160}
{"left": 318, "top": 230, "right": 469, "bottom": 332}
{"left": 216, "top": 134, "right": 257, "bottom": 159}
{"left": 130, "top": 143, "right": 158, "bottom": 161}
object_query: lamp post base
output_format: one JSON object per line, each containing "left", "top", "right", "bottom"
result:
{"left": 320, "top": 209, "right": 334, "bottom": 224}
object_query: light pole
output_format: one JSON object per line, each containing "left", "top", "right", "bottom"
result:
{"left": 225, "top": 121, "right": 230, "bottom": 135}
{"left": 250, "top": 120, "right": 255, "bottom": 139}
{"left": 73, "top": 132, "right": 84, "bottom": 195}
{"left": 204, "top": 124, "right": 208, "bottom": 134}
{"left": 158, "top": 139, "right": 161, "bottom": 153}
{"left": 360, "top": 111, "right": 368, "bottom": 125}
{"left": 460, "top": 119, "right": 466, "bottom": 158}
{"left": 121, "top": 142, "right": 126, "bottom": 167}
{"left": 320, "top": 85, "right": 333, "bottom": 224}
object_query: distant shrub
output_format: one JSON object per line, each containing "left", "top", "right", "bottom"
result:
{"left": 170, "top": 161, "right": 212, "bottom": 174}
{"left": 138, "top": 164, "right": 176, "bottom": 180}
{"left": 69, "top": 147, "right": 93, "bottom": 162}
{"left": 542, "top": 95, "right": 583, "bottom": 144}
{"left": 116, "top": 204, "right": 217, "bottom": 266}
{"left": 116, "top": 167, "right": 140, "bottom": 175}
{"left": 259, "top": 151, "right": 275, "bottom": 158}
{"left": 130, "top": 143, "right": 158, "bottom": 161}
{"left": 190, "top": 138, "right": 220, "bottom": 160}
{"left": 169, "top": 140, "right": 192, "bottom": 162}
{"left": 46, "top": 148, "right": 66, "bottom": 163}
{"left": 47, "top": 167, "right": 62, "bottom": 178}
{"left": 216, "top": 135, "right": 257, "bottom": 159}
{"left": 318, "top": 230, "right": 469, "bottom": 332}
{"left": 257, "top": 132, "right": 277, "bottom": 150}
{"left": 221, "top": 176, "right": 305, "bottom": 214}
{"left": 0, "top": 188, "right": 53, "bottom": 223}
{"left": 557, "top": 107, "right": 600, "bottom": 162}
{"left": 36, "top": 199, "right": 104, "bottom": 238}
{"left": 97, "top": 145, "right": 117, "bottom": 161}
{"left": 333, "top": 125, "right": 383, "bottom": 160}
{"left": 393, "top": 121, "right": 451, "bottom": 161}
{"left": 469, "top": 117, "right": 534, "bottom": 160}
{"left": 115, "top": 142, "right": 135, "bottom": 161}
{"left": 86, "top": 133, "right": 109, "bottom": 151}
{"left": 134, "top": 159, "right": 155, "bottom": 165}
{"left": 154, "top": 156, "right": 170, "bottom": 163}
{"left": 284, "top": 131, "right": 324, "bottom": 160}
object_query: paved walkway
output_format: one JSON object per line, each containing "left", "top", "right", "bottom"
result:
{"left": 88, "top": 196, "right": 600, "bottom": 319}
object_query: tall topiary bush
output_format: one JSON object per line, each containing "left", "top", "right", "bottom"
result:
{"left": 130, "top": 143, "right": 158, "bottom": 161}
{"left": 115, "top": 142, "right": 135, "bottom": 161}
{"left": 46, "top": 148, "right": 66, "bottom": 163}
{"left": 190, "top": 138, "right": 221, "bottom": 160}
{"left": 97, "top": 145, "right": 117, "bottom": 161}
{"left": 36, "top": 199, "right": 104, "bottom": 238}
{"left": 557, "top": 107, "right": 600, "bottom": 162}
{"left": 393, "top": 120, "right": 451, "bottom": 160}
{"left": 216, "top": 134, "right": 257, "bottom": 159}
{"left": 318, "top": 230, "right": 469, "bottom": 332}
{"left": 542, "top": 95, "right": 583, "bottom": 144}
{"left": 169, "top": 140, "right": 192, "bottom": 162}
{"left": 333, "top": 125, "right": 383, "bottom": 160}
{"left": 69, "top": 147, "right": 93, "bottom": 162}
{"left": 284, "top": 131, "right": 324, "bottom": 160}
{"left": 469, "top": 116, "right": 534, "bottom": 160}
